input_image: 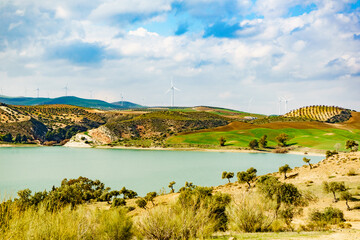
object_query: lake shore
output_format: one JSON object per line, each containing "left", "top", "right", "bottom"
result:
{"left": 0, "top": 142, "right": 326, "bottom": 156}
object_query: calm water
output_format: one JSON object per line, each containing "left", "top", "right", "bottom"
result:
{"left": 0, "top": 147, "right": 323, "bottom": 197}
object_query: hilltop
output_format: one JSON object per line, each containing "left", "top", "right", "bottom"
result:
{"left": 285, "top": 105, "right": 352, "bottom": 123}
{"left": 0, "top": 96, "right": 142, "bottom": 110}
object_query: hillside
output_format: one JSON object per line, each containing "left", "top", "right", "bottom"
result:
{"left": 285, "top": 105, "right": 352, "bottom": 123}
{"left": 167, "top": 112, "right": 360, "bottom": 151}
{"left": 68, "top": 111, "right": 231, "bottom": 146}
{"left": 0, "top": 104, "right": 106, "bottom": 142}
{"left": 0, "top": 96, "right": 142, "bottom": 110}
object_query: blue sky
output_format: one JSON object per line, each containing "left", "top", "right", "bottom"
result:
{"left": 0, "top": 0, "right": 359, "bottom": 114}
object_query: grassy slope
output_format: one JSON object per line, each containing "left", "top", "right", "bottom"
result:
{"left": 167, "top": 112, "right": 360, "bottom": 151}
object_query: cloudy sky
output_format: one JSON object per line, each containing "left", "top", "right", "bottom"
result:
{"left": 0, "top": 0, "right": 359, "bottom": 114}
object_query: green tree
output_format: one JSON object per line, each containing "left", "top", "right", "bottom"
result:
{"left": 303, "top": 157, "right": 312, "bottom": 169}
{"left": 111, "top": 198, "right": 126, "bottom": 208}
{"left": 248, "top": 139, "right": 259, "bottom": 149}
{"left": 237, "top": 167, "right": 257, "bottom": 188}
{"left": 145, "top": 192, "right": 157, "bottom": 206}
{"left": 323, "top": 181, "right": 346, "bottom": 202}
{"left": 340, "top": 191, "right": 352, "bottom": 211}
{"left": 219, "top": 137, "right": 226, "bottom": 146}
{"left": 259, "top": 135, "right": 268, "bottom": 148}
{"left": 168, "top": 181, "right": 176, "bottom": 193}
{"left": 21, "top": 135, "right": 28, "bottom": 143}
{"left": 3, "top": 133, "right": 13, "bottom": 142}
{"left": 346, "top": 140, "right": 358, "bottom": 152}
{"left": 14, "top": 134, "right": 22, "bottom": 143}
{"left": 136, "top": 198, "right": 147, "bottom": 209}
{"left": 326, "top": 150, "right": 338, "bottom": 158}
{"left": 221, "top": 171, "right": 234, "bottom": 183}
{"left": 279, "top": 164, "right": 291, "bottom": 179}
{"left": 257, "top": 176, "right": 302, "bottom": 217}
{"left": 276, "top": 133, "right": 289, "bottom": 147}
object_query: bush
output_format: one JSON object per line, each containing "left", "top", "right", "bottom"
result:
{"left": 309, "top": 207, "right": 345, "bottom": 226}
{"left": 227, "top": 193, "right": 275, "bottom": 232}
{"left": 112, "top": 198, "right": 126, "bottom": 208}
{"left": 0, "top": 205, "right": 133, "bottom": 240}
{"left": 326, "top": 150, "right": 338, "bottom": 158}
{"left": 136, "top": 204, "right": 216, "bottom": 239}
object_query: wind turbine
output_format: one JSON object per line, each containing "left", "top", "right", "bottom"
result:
{"left": 120, "top": 93, "right": 124, "bottom": 107}
{"left": 64, "top": 84, "right": 69, "bottom": 97}
{"left": 281, "top": 96, "right": 293, "bottom": 114}
{"left": 35, "top": 88, "right": 40, "bottom": 98}
{"left": 278, "top": 97, "right": 283, "bottom": 115}
{"left": 166, "top": 80, "right": 180, "bottom": 107}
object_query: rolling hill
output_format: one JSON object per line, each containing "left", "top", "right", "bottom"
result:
{"left": 0, "top": 96, "right": 142, "bottom": 110}
{"left": 166, "top": 111, "right": 360, "bottom": 151}
{"left": 285, "top": 105, "right": 352, "bottom": 123}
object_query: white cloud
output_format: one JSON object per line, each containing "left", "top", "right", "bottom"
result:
{"left": 89, "top": 0, "right": 171, "bottom": 20}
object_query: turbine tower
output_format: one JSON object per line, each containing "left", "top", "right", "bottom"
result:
{"left": 282, "top": 96, "right": 292, "bottom": 114}
{"left": 64, "top": 84, "right": 69, "bottom": 96}
{"left": 278, "top": 97, "right": 283, "bottom": 115}
{"left": 35, "top": 88, "right": 40, "bottom": 98}
{"left": 166, "top": 80, "right": 180, "bottom": 107}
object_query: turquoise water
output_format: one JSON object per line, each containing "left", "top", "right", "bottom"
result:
{"left": 0, "top": 147, "right": 323, "bottom": 197}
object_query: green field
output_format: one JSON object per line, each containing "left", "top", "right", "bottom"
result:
{"left": 167, "top": 128, "right": 360, "bottom": 151}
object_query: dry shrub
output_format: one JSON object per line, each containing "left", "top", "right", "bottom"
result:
{"left": 272, "top": 147, "right": 289, "bottom": 154}
{"left": 136, "top": 204, "right": 216, "bottom": 239}
{"left": 0, "top": 205, "right": 133, "bottom": 240}
{"left": 227, "top": 193, "right": 276, "bottom": 232}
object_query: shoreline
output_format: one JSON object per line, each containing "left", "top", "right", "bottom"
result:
{"left": 0, "top": 143, "right": 325, "bottom": 156}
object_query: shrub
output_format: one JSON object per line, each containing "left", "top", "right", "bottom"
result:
{"left": 309, "top": 207, "right": 345, "bottom": 226}
{"left": 112, "top": 198, "right": 126, "bottom": 208}
{"left": 136, "top": 204, "right": 217, "bottom": 239}
{"left": 227, "top": 193, "right": 274, "bottom": 232}
{"left": 136, "top": 198, "right": 147, "bottom": 209}
{"left": 325, "top": 150, "right": 338, "bottom": 158}
{"left": 248, "top": 139, "right": 259, "bottom": 149}
{"left": 177, "top": 186, "right": 231, "bottom": 231}
{"left": 347, "top": 168, "right": 357, "bottom": 176}
{"left": 219, "top": 137, "right": 226, "bottom": 146}
{"left": 0, "top": 205, "right": 133, "bottom": 240}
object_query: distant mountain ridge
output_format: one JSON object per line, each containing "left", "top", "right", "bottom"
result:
{"left": 0, "top": 96, "right": 142, "bottom": 110}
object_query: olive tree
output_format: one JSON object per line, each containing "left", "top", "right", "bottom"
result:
{"left": 276, "top": 133, "right": 289, "bottom": 147}
{"left": 222, "top": 171, "right": 234, "bottom": 183}
{"left": 279, "top": 164, "right": 291, "bottom": 179}
{"left": 303, "top": 157, "right": 312, "bottom": 169}
{"left": 259, "top": 135, "right": 268, "bottom": 148}
{"left": 323, "top": 181, "right": 346, "bottom": 202}
{"left": 248, "top": 139, "right": 259, "bottom": 149}
{"left": 237, "top": 167, "right": 257, "bottom": 188}
{"left": 168, "top": 181, "right": 176, "bottom": 193}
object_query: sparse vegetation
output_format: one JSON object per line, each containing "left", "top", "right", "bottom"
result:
{"left": 322, "top": 181, "right": 346, "bottom": 202}
{"left": 237, "top": 167, "right": 257, "bottom": 188}
{"left": 303, "top": 157, "right": 312, "bottom": 169}
{"left": 222, "top": 171, "right": 234, "bottom": 183}
{"left": 279, "top": 164, "right": 292, "bottom": 179}
{"left": 248, "top": 139, "right": 259, "bottom": 149}
{"left": 276, "top": 133, "right": 289, "bottom": 147}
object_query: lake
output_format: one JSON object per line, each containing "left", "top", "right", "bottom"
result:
{"left": 0, "top": 147, "right": 323, "bottom": 197}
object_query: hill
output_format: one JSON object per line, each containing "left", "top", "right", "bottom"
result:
{"left": 69, "top": 110, "right": 231, "bottom": 146}
{"left": 167, "top": 112, "right": 360, "bottom": 151}
{"left": 0, "top": 103, "right": 106, "bottom": 142}
{"left": 285, "top": 105, "right": 352, "bottom": 123}
{"left": 0, "top": 96, "right": 142, "bottom": 110}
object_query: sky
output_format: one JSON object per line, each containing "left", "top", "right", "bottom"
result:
{"left": 0, "top": 0, "right": 359, "bottom": 114}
